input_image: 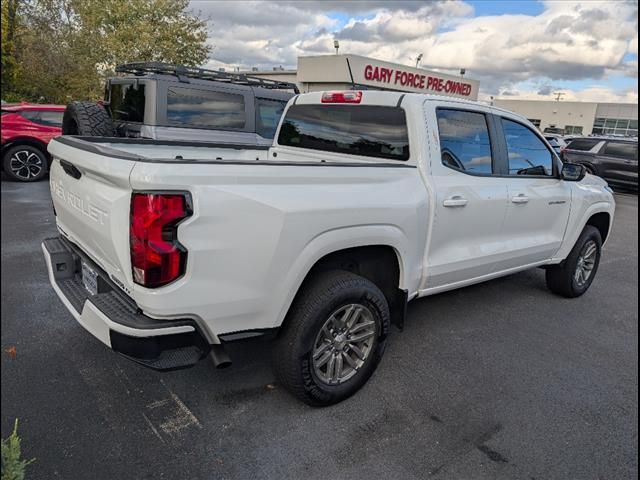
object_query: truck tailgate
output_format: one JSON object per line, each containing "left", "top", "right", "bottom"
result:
{"left": 48, "top": 138, "right": 136, "bottom": 292}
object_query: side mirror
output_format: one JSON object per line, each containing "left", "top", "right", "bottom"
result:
{"left": 561, "top": 162, "right": 586, "bottom": 182}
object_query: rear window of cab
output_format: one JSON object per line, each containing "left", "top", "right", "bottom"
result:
{"left": 278, "top": 104, "right": 409, "bottom": 161}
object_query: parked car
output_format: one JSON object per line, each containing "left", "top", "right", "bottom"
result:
{"left": 544, "top": 134, "right": 568, "bottom": 155}
{"left": 563, "top": 137, "right": 638, "bottom": 190}
{"left": 1, "top": 103, "right": 65, "bottom": 181}
{"left": 62, "top": 62, "right": 297, "bottom": 145}
{"left": 43, "top": 90, "right": 615, "bottom": 406}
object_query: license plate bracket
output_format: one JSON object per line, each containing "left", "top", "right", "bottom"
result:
{"left": 81, "top": 261, "right": 98, "bottom": 296}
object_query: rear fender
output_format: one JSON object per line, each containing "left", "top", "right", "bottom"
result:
{"left": 274, "top": 224, "right": 414, "bottom": 328}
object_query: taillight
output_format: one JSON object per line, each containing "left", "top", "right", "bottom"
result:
{"left": 321, "top": 91, "right": 362, "bottom": 103}
{"left": 559, "top": 147, "right": 566, "bottom": 159}
{"left": 130, "top": 192, "right": 192, "bottom": 288}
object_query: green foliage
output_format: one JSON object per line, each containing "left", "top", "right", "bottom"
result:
{"left": 2, "top": 0, "right": 211, "bottom": 103}
{"left": 1, "top": 0, "right": 20, "bottom": 99}
{"left": 1, "top": 420, "right": 35, "bottom": 480}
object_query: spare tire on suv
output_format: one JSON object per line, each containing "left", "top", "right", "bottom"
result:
{"left": 62, "top": 102, "right": 114, "bottom": 136}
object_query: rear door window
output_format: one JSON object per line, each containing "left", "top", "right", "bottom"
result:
{"left": 110, "top": 83, "right": 146, "bottom": 123}
{"left": 501, "top": 118, "right": 555, "bottom": 176}
{"left": 167, "top": 87, "right": 246, "bottom": 129}
{"left": 278, "top": 104, "right": 409, "bottom": 161}
{"left": 255, "top": 98, "right": 287, "bottom": 138}
{"left": 603, "top": 142, "right": 638, "bottom": 160}
{"left": 436, "top": 109, "right": 493, "bottom": 174}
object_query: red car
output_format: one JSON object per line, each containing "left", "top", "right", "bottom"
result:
{"left": 1, "top": 103, "right": 66, "bottom": 182}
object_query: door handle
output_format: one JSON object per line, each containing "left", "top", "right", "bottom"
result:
{"left": 443, "top": 196, "right": 468, "bottom": 207}
{"left": 511, "top": 194, "right": 529, "bottom": 204}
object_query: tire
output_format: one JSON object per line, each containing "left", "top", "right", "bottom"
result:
{"left": 62, "top": 101, "right": 113, "bottom": 136}
{"left": 546, "top": 225, "right": 602, "bottom": 298}
{"left": 2, "top": 144, "right": 48, "bottom": 182}
{"left": 272, "top": 270, "right": 390, "bottom": 406}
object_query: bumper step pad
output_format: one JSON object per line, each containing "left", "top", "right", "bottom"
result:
{"left": 43, "top": 236, "right": 212, "bottom": 370}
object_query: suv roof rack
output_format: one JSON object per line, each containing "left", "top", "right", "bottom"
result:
{"left": 115, "top": 62, "right": 299, "bottom": 93}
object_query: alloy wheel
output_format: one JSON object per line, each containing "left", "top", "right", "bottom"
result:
{"left": 575, "top": 240, "right": 597, "bottom": 287}
{"left": 9, "top": 149, "right": 44, "bottom": 181}
{"left": 312, "top": 303, "right": 378, "bottom": 385}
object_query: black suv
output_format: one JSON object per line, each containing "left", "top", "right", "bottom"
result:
{"left": 562, "top": 137, "right": 638, "bottom": 190}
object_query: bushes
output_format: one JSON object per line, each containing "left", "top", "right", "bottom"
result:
{"left": 1, "top": 420, "right": 34, "bottom": 480}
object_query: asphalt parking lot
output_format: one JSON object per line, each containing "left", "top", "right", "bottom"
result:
{"left": 1, "top": 178, "right": 637, "bottom": 480}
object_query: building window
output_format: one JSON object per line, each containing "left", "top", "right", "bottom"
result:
{"left": 565, "top": 125, "right": 583, "bottom": 135}
{"left": 528, "top": 118, "right": 541, "bottom": 128}
{"left": 592, "top": 117, "right": 638, "bottom": 137}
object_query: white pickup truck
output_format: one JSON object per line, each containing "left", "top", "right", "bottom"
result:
{"left": 43, "top": 90, "right": 615, "bottom": 406}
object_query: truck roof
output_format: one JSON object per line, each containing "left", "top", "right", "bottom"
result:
{"left": 293, "top": 90, "right": 531, "bottom": 124}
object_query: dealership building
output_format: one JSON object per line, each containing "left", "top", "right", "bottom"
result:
{"left": 494, "top": 99, "right": 638, "bottom": 137}
{"left": 245, "top": 54, "right": 480, "bottom": 100}
{"left": 243, "top": 55, "right": 637, "bottom": 137}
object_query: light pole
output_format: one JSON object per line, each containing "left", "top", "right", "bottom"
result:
{"left": 334, "top": 40, "right": 340, "bottom": 55}
{"left": 415, "top": 53, "right": 423, "bottom": 68}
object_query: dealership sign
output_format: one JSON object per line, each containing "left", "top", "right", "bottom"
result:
{"left": 297, "top": 54, "right": 480, "bottom": 100}
{"left": 363, "top": 64, "right": 473, "bottom": 97}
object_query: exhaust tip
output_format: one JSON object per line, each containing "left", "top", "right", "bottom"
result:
{"left": 215, "top": 359, "right": 233, "bottom": 369}
{"left": 209, "top": 344, "right": 232, "bottom": 369}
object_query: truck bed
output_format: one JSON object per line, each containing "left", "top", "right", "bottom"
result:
{"left": 52, "top": 136, "right": 270, "bottom": 162}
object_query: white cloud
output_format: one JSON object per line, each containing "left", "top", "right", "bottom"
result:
{"left": 190, "top": 0, "right": 638, "bottom": 98}
{"left": 190, "top": 0, "right": 338, "bottom": 69}
{"left": 491, "top": 86, "right": 638, "bottom": 103}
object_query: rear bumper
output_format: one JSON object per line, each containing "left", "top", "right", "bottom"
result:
{"left": 42, "top": 236, "right": 211, "bottom": 370}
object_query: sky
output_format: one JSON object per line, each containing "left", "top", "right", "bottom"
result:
{"left": 189, "top": 0, "right": 638, "bottom": 103}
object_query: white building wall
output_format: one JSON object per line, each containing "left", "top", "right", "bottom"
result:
{"left": 494, "top": 99, "right": 598, "bottom": 134}
{"left": 595, "top": 103, "right": 638, "bottom": 119}
{"left": 494, "top": 99, "right": 638, "bottom": 136}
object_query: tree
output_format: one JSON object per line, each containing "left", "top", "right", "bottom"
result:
{"left": 3, "top": 0, "right": 211, "bottom": 103}
{"left": 1, "top": 0, "right": 22, "bottom": 100}
{"left": 72, "top": 0, "right": 211, "bottom": 72}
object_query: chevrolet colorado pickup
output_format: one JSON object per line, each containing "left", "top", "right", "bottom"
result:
{"left": 42, "top": 90, "right": 615, "bottom": 406}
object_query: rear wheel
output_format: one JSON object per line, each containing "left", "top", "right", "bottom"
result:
{"left": 62, "top": 101, "right": 113, "bottom": 136}
{"left": 546, "top": 225, "right": 602, "bottom": 298}
{"left": 272, "top": 270, "right": 390, "bottom": 406}
{"left": 2, "top": 145, "right": 48, "bottom": 182}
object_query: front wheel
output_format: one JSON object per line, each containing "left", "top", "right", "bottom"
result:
{"left": 2, "top": 145, "right": 48, "bottom": 182}
{"left": 546, "top": 225, "right": 602, "bottom": 298}
{"left": 272, "top": 270, "right": 390, "bottom": 406}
